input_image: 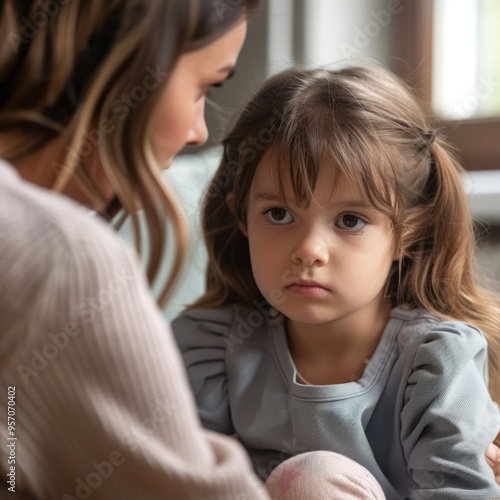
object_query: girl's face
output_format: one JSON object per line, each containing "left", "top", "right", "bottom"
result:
{"left": 151, "top": 20, "right": 247, "bottom": 166}
{"left": 240, "top": 147, "right": 399, "bottom": 330}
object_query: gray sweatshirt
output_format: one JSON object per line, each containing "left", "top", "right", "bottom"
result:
{"left": 173, "top": 303, "right": 500, "bottom": 499}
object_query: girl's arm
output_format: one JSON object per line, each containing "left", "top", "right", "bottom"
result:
{"left": 400, "top": 324, "right": 500, "bottom": 498}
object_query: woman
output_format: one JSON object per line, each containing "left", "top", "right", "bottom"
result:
{"left": 0, "top": 1, "right": 271, "bottom": 498}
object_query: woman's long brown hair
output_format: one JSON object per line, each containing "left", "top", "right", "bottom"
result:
{"left": 0, "top": 0, "right": 258, "bottom": 307}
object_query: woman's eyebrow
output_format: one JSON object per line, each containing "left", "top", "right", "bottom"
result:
{"left": 217, "top": 66, "right": 236, "bottom": 78}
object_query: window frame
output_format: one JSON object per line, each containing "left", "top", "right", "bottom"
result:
{"left": 389, "top": 0, "right": 500, "bottom": 171}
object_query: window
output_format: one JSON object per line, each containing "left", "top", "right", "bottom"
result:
{"left": 433, "top": 0, "right": 500, "bottom": 120}
{"left": 390, "top": 0, "right": 500, "bottom": 171}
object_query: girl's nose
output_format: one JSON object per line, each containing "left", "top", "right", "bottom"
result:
{"left": 290, "top": 229, "right": 329, "bottom": 267}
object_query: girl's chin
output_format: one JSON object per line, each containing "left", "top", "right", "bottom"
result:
{"left": 276, "top": 306, "right": 336, "bottom": 325}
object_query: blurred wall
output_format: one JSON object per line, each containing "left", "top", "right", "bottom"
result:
{"left": 192, "top": 0, "right": 400, "bottom": 152}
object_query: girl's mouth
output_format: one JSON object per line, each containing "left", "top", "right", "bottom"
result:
{"left": 285, "top": 281, "right": 330, "bottom": 296}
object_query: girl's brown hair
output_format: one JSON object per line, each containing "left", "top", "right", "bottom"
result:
{"left": 0, "top": 0, "right": 258, "bottom": 306}
{"left": 195, "top": 64, "right": 500, "bottom": 406}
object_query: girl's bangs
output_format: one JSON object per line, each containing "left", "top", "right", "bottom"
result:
{"left": 263, "top": 113, "right": 395, "bottom": 216}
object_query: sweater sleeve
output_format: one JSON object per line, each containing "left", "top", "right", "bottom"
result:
{"left": 400, "top": 322, "right": 500, "bottom": 499}
{"left": 172, "top": 307, "right": 236, "bottom": 435}
{"left": 0, "top": 208, "right": 267, "bottom": 499}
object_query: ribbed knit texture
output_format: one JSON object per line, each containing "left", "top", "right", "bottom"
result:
{"left": 0, "top": 160, "right": 269, "bottom": 499}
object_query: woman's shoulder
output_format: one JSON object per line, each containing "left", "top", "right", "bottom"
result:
{"left": 0, "top": 161, "right": 135, "bottom": 310}
{"left": 1, "top": 161, "right": 124, "bottom": 245}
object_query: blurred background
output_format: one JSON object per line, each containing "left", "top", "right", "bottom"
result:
{"left": 203, "top": 0, "right": 500, "bottom": 157}
{"left": 124, "top": 0, "right": 500, "bottom": 318}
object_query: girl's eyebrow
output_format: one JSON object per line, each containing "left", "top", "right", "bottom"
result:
{"left": 254, "top": 192, "right": 375, "bottom": 211}
{"left": 253, "top": 192, "right": 289, "bottom": 203}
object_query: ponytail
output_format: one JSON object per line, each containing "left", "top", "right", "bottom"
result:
{"left": 398, "top": 138, "right": 500, "bottom": 410}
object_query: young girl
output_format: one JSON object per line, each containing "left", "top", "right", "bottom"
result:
{"left": 172, "top": 64, "right": 500, "bottom": 498}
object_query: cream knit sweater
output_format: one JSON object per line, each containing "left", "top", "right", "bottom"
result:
{"left": 0, "top": 159, "right": 268, "bottom": 499}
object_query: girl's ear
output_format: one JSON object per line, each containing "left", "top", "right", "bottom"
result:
{"left": 226, "top": 193, "right": 248, "bottom": 238}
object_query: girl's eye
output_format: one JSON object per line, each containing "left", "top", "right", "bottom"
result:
{"left": 336, "top": 214, "right": 366, "bottom": 231}
{"left": 264, "top": 207, "right": 294, "bottom": 225}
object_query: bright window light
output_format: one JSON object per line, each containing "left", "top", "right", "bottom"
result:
{"left": 432, "top": 0, "right": 500, "bottom": 119}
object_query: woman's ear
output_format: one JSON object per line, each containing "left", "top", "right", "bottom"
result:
{"left": 239, "top": 221, "right": 249, "bottom": 237}
{"left": 226, "top": 193, "right": 248, "bottom": 237}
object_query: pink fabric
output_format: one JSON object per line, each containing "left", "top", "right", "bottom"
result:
{"left": 266, "top": 451, "right": 385, "bottom": 500}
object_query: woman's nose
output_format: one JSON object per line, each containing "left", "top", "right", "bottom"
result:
{"left": 185, "top": 100, "right": 209, "bottom": 147}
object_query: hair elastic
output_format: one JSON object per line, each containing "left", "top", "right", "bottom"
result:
{"left": 423, "top": 130, "right": 436, "bottom": 146}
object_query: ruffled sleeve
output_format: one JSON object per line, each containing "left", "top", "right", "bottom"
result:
{"left": 172, "top": 307, "right": 236, "bottom": 435}
{"left": 400, "top": 321, "right": 500, "bottom": 498}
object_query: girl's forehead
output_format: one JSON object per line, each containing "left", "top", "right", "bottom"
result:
{"left": 251, "top": 146, "right": 367, "bottom": 203}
